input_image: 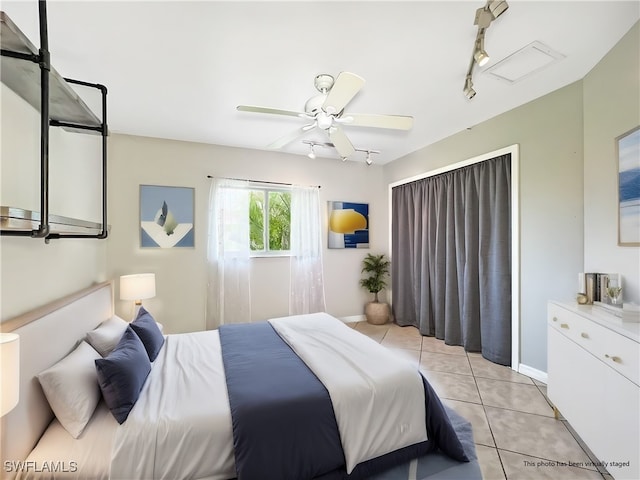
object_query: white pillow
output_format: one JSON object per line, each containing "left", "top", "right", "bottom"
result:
{"left": 37, "top": 341, "right": 102, "bottom": 438}
{"left": 85, "top": 315, "right": 128, "bottom": 356}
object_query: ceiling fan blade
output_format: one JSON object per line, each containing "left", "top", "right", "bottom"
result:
{"left": 267, "top": 124, "right": 314, "bottom": 150}
{"left": 322, "top": 72, "right": 365, "bottom": 115}
{"left": 237, "top": 105, "right": 309, "bottom": 118}
{"left": 339, "top": 113, "right": 414, "bottom": 130}
{"left": 328, "top": 126, "right": 356, "bottom": 159}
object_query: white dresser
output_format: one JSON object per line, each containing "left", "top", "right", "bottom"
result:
{"left": 547, "top": 301, "right": 640, "bottom": 480}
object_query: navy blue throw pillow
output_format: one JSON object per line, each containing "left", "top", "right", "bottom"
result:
{"left": 130, "top": 306, "right": 165, "bottom": 362}
{"left": 95, "top": 326, "right": 151, "bottom": 424}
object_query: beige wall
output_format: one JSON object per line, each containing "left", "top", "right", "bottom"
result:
{"left": 0, "top": 85, "right": 107, "bottom": 321}
{"left": 384, "top": 82, "right": 585, "bottom": 373}
{"left": 583, "top": 22, "right": 640, "bottom": 304}
{"left": 106, "top": 134, "right": 387, "bottom": 333}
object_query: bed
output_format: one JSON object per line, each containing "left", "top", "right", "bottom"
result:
{"left": 0, "top": 281, "right": 481, "bottom": 480}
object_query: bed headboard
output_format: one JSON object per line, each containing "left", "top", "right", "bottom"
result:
{"left": 0, "top": 281, "right": 114, "bottom": 472}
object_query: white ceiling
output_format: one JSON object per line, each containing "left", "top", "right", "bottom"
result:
{"left": 2, "top": 1, "right": 639, "bottom": 165}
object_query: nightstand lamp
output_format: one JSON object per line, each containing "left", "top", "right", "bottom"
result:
{"left": 120, "top": 273, "right": 156, "bottom": 319}
{"left": 0, "top": 332, "right": 20, "bottom": 417}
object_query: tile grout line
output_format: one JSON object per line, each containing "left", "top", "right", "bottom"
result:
{"left": 466, "top": 350, "right": 509, "bottom": 479}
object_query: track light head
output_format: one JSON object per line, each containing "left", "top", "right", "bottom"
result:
{"left": 476, "top": 0, "right": 509, "bottom": 26}
{"left": 488, "top": 0, "right": 509, "bottom": 19}
{"left": 365, "top": 151, "right": 373, "bottom": 165}
{"left": 474, "top": 35, "right": 490, "bottom": 67}
{"left": 474, "top": 49, "right": 489, "bottom": 67}
{"left": 464, "top": 86, "right": 476, "bottom": 100}
{"left": 307, "top": 143, "right": 316, "bottom": 159}
{"left": 463, "top": 77, "right": 476, "bottom": 99}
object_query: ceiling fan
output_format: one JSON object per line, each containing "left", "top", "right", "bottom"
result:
{"left": 237, "top": 72, "right": 414, "bottom": 160}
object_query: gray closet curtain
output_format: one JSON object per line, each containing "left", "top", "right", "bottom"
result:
{"left": 391, "top": 154, "right": 511, "bottom": 365}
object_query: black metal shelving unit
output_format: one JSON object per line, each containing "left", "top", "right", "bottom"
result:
{"left": 0, "top": 1, "right": 108, "bottom": 241}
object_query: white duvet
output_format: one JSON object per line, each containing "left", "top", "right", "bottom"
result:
{"left": 270, "top": 313, "right": 427, "bottom": 473}
{"left": 110, "top": 314, "right": 428, "bottom": 479}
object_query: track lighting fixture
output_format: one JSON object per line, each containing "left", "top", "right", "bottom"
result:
{"left": 302, "top": 140, "right": 379, "bottom": 165}
{"left": 463, "top": 0, "right": 509, "bottom": 99}
{"left": 307, "top": 143, "right": 316, "bottom": 159}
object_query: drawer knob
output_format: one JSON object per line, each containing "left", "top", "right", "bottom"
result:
{"left": 580, "top": 332, "right": 589, "bottom": 339}
{"left": 605, "top": 354, "right": 622, "bottom": 363}
{"left": 560, "top": 323, "right": 569, "bottom": 329}
{"left": 552, "top": 317, "right": 558, "bottom": 322}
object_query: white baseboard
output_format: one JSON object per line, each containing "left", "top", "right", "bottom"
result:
{"left": 518, "top": 363, "right": 548, "bottom": 384}
{"left": 339, "top": 314, "right": 366, "bottom": 323}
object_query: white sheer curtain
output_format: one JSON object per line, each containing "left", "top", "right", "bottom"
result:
{"left": 206, "top": 178, "right": 251, "bottom": 329}
{"left": 289, "top": 186, "right": 326, "bottom": 315}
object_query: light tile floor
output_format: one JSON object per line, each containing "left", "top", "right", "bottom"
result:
{"left": 348, "top": 321, "right": 614, "bottom": 480}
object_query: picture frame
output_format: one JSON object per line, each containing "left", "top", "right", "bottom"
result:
{"left": 617, "top": 126, "right": 640, "bottom": 246}
{"left": 140, "top": 185, "right": 195, "bottom": 248}
{"left": 327, "top": 201, "right": 369, "bottom": 249}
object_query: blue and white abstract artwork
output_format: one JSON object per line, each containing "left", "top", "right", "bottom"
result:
{"left": 618, "top": 127, "right": 640, "bottom": 245}
{"left": 327, "top": 201, "right": 369, "bottom": 249}
{"left": 140, "top": 185, "right": 195, "bottom": 248}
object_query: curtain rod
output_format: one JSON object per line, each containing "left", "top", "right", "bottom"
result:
{"left": 206, "top": 175, "right": 320, "bottom": 189}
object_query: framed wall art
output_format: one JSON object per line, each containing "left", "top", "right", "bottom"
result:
{"left": 140, "top": 185, "right": 195, "bottom": 248}
{"left": 327, "top": 201, "right": 369, "bottom": 249}
{"left": 617, "top": 126, "right": 640, "bottom": 246}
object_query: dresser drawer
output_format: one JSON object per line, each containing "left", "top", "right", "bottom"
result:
{"left": 597, "top": 323, "right": 640, "bottom": 386}
{"left": 548, "top": 303, "right": 640, "bottom": 386}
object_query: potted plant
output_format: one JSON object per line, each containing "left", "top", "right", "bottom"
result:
{"left": 359, "top": 253, "right": 391, "bottom": 325}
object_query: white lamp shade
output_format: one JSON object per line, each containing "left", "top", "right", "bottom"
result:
{"left": 120, "top": 273, "right": 156, "bottom": 302}
{"left": 1, "top": 333, "right": 20, "bottom": 416}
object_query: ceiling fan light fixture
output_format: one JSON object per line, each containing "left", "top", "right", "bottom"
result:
{"left": 317, "top": 112, "right": 333, "bottom": 130}
{"left": 239, "top": 72, "right": 412, "bottom": 157}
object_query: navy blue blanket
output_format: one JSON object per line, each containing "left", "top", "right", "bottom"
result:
{"left": 219, "top": 323, "right": 345, "bottom": 480}
{"left": 219, "top": 322, "right": 468, "bottom": 480}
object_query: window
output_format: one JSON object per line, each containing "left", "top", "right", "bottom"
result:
{"left": 249, "top": 188, "right": 291, "bottom": 254}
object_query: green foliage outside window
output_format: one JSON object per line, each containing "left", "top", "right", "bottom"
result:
{"left": 249, "top": 190, "right": 291, "bottom": 252}
{"left": 249, "top": 191, "right": 265, "bottom": 250}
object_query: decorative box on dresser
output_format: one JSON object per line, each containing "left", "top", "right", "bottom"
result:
{"left": 547, "top": 301, "right": 640, "bottom": 480}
